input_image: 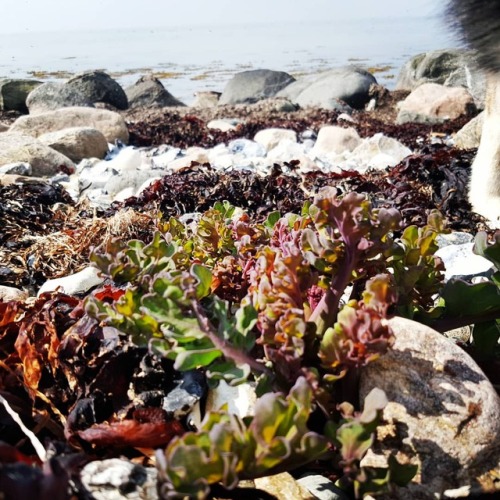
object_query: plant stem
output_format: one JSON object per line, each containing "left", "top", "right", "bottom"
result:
{"left": 190, "top": 299, "right": 271, "bottom": 376}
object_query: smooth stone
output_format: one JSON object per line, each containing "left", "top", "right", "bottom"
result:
{"left": 80, "top": 459, "right": 158, "bottom": 500}
{"left": 125, "top": 74, "right": 185, "bottom": 108}
{"left": 37, "top": 266, "right": 104, "bottom": 296}
{"left": 359, "top": 316, "right": 500, "bottom": 499}
{"left": 167, "top": 149, "right": 209, "bottom": 172}
{"left": 311, "top": 126, "right": 362, "bottom": 155}
{"left": 254, "top": 472, "right": 314, "bottom": 500}
{"left": 454, "top": 112, "right": 484, "bottom": 149}
{"left": 347, "top": 133, "right": 411, "bottom": 171}
{"left": 297, "top": 474, "right": 350, "bottom": 500}
{"left": 191, "top": 91, "right": 221, "bottom": 108}
{"left": 219, "top": 69, "right": 295, "bottom": 105}
{"left": 254, "top": 128, "right": 297, "bottom": 152}
{"left": 396, "top": 83, "right": 476, "bottom": 124}
{"left": 0, "top": 285, "right": 28, "bottom": 302}
{"left": 0, "top": 132, "right": 74, "bottom": 176}
{"left": 0, "top": 78, "right": 42, "bottom": 113}
{"left": 278, "top": 66, "right": 376, "bottom": 109}
{"left": 228, "top": 138, "right": 266, "bottom": 158}
{"left": 27, "top": 70, "right": 128, "bottom": 114}
{"left": 435, "top": 242, "right": 494, "bottom": 281}
{"left": 38, "top": 126, "right": 108, "bottom": 162}
{"left": 10, "top": 106, "right": 129, "bottom": 144}
{"left": 436, "top": 232, "right": 474, "bottom": 247}
{"left": 104, "top": 169, "right": 157, "bottom": 198}
{"left": 0, "top": 162, "right": 32, "bottom": 175}
{"left": 205, "top": 380, "right": 257, "bottom": 418}
{"left": 266, "top": 140, "right": 316, "bottom": 171}
{"left": 206, "top": 118, "right": 241, "bottom": 132}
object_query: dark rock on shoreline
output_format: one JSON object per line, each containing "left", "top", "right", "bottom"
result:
{"left": 125, "top": 74, "right": 186, "bottom": 109}
{"left": 26, "top": 70, "right": 128, "bottom": 113}
{"left": 0, "top": 79, "right": 42, "bottom": 113}
{"left": 219, "top": 69, "right": 295, "bottom": 105}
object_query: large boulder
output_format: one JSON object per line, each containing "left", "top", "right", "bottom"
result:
{"left": 10, "top": 106, "right": 129, "bottom": 144}
{"left": 37, "top": 127, "right": 108, "bottom": 162}
{"left": 125, "top": 75, "right": 185, "bottom": 108}
{"left": 278, "top": 66, "right": 376, "bottom": 109}
{"left": 396, "top": 83, "right": 476, "bottom": 124}
{"left": 26, "top": 71, "right": 128, "bottom": 114}
{"left": 219, "top": 69, "right": 295, "bottom": 105}
{"left": 395, "top": 49, "right": 486, "bottom": 108}
{"left": 0, "top": 79, "right": 42, "bottom": 113}
{"left": 0, "top": 132, "right": 74, "bottom": 176}
{"left": 360, "top": 317, "right": 500, "bottom": 499}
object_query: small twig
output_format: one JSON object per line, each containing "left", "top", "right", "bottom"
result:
{"left": 0, "top": 393, "right": 47, "bottom": 462}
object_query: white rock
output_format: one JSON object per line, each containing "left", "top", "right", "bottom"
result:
{"left": 266, "top": 139, "right": 317, "bottom": 171}
{"left": 0, "top": 161, "right": 32, "bottom": 175}
{"left": 107, "top": 147, "right": 143, "bottom": 173}
{"left": 297, "top": 474, "right": 349, "bottom": 500}
{"left": 348, "top": 133, "right": 411, "bottom": 171}
{"left": 207, "top": 118, "right": 241, "bottom": 132}
{"left": 228, "top": 138, "right": 266, "bottom": 158}
{"left": 254, "top": 128, "right": 297, "bottom": 152}
{"left": 436, "top": 242, "right": 493, "bottom": 280}
{"left": 37, "top": 266, "right": 104, "bottom": 296}
{"left": 0, "top": 285, "right": 28, "bottom": 302}
{"left": 205, "top": 380, "right": 257, "bottom": 418}
{"left": 151, "top": 147, "right": 181, "bottom": 168}
{"left": 312, "top": 125, "right": 361, "bottom": 155}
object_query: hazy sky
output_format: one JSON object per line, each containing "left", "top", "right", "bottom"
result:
{"left": 3, "top": 0, "right": 443, "bottom": 33}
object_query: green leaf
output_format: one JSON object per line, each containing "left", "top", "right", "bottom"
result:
{"left": 191, "top": 264, "right": 212, "bottom": 299}
{"left": 388, "top": 454, "right": 418, "bottom": 487}
{"left": 472, "top": 320, "right": 500, "bottom": 356}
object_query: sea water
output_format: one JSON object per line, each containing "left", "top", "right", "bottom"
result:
{"left": 0, "top": 15, "right": 459, "bottom": 105}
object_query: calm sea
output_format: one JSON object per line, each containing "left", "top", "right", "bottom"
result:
{"left": 0, "top": 16, "right": 458, "bottom": 105}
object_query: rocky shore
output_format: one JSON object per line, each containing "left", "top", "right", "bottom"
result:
{"left": 0, "top": 48, "right": 499, "bottom": 499}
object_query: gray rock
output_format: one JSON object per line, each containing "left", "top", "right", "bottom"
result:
{"left": 297, "top": 474, "right": 350, "bottom": 500}
{"left": 26, "top": 71, "right": 127, "bottom": 114}
{"left": 0, "top": 161, "right": 32, "bottom": 175}
{"left": 278, "top": 67, "right": 376, "bottom": 109}
{"left": 360, "top": 316, "right": 500, "bottom": 499}
{"left": 0, "top": 79, "right": 42, "bottom": 113}
{"left": 0, "top": 132, "right": 74, "bottom": 176}
{"left": 396, "top": 49, "right": 486, "bottom": 109}
{"left": 38, "top": 127, "right": 108, "bottom": 162}
{"left": 396, "top": 83, "right": 476, "bottom": 124}
{"left": 219, "top": 69, "right": 295, "bottom": 105}
{"left": 80, "top": 459, "right": 158, "bottom": 500}
{"left": 454, "top": 112, "right": 484, "bottom": 149}
{"left": 125, "top": 75, "right": 185, "bottom": 108}
{"left": 191, "top": 91, "right": 221, "bottom": 108}
{"left": 10, "top": 106, "right": 129, "bottom": 144}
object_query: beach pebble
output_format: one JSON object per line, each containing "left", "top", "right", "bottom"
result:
{"left": 206, "top": 118, "right": 241, "bottom": 132}
{"left": 311, "top": 125, "right": 362, "bottom": 155}
{"left": 80, "top": 459, "right": 158, "bottom": 500}
{"left": 38, "top": 126, "right": 108, "bottom": 162}
{"left": 454, "top": 112, "right": 483, "bottom": 149}
{"left": 254, "top": 128, "right": 297, "bottom": 152}
{"left": 0, "top": 132, "right": 74, "bottom": 176}
{"left": 0, "top": 162, "right": 32, "bottom": 175}
{"left": 297, "top": 474, "right": 349, "bottom": 500}
{"left": 10, "top": 106, "right": 129, "bottom": 144}
{"left": 359, "top": 316, "right": 500, "bottom": 499}
{"left": 396, "top": 83, "right": 476, "bottom": 124}
{"left": 219, "top": 69, "right": 295, "bottom": 105}
{"left": 228, "top": 138, "right": 266, "bottom": 158}
{"left": 37, "top": 266, "right": 104, "bottom": 297}
{"left": 254, "top": 473, "right": 314, "bottom": 500}
{"left": 0, "top": 285, "right": 28, "bottom": 302}
{"left": 167, "top": 148, "right": 209, "bottom": 171}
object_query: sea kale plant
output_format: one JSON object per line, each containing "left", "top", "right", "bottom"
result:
{"left": 86, "top": 188, "right": 500, "bottom": 497}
